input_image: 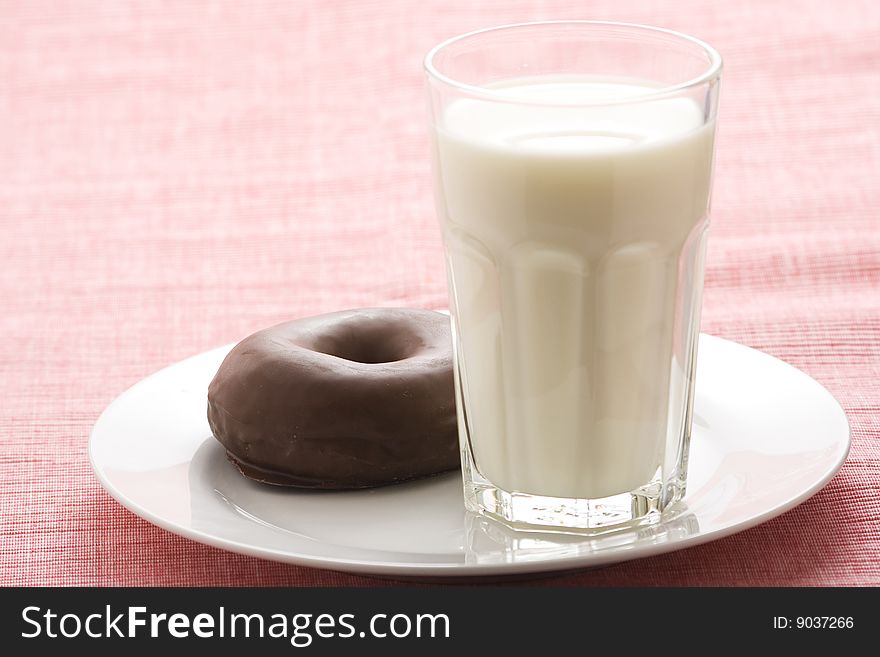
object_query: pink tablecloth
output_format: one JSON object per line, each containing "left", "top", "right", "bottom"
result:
{"left": 1, "top": 0, "right": 878, "bottom": 586}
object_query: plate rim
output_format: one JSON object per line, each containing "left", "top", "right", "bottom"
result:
{"left": 89, "top": 333, "right": 851, "bottom": 577}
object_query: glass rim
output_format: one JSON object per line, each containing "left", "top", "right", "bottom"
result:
{"left": 424, "top": 20, "right": 723, "bottom": 107}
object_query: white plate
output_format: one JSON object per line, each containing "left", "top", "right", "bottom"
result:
{"left": 90, "top": 334, "right": 850, "bottom": 578}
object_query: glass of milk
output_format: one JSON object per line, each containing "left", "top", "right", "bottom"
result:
{"left": 425, "top": 22, "right": 722, "bottom": 532}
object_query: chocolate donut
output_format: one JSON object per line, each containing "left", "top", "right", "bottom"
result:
{"left": 207, "top": 308, "right": 459, "bottom": 489}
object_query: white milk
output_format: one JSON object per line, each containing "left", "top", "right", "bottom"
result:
{"left": 433, "top": 77, "right": 714, "bottom": 499}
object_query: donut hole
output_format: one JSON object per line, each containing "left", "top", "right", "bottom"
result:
{"left": 310, "top": 324, "right": 422, "bottom": 364}
{"left": 325, "top": 340, "right": 410, "bottom": 364}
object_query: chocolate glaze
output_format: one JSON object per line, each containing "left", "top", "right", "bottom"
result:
{"left": 207, "top": 308, "right": 459, "bottom": 489}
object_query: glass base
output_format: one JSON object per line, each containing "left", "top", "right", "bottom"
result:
{"left": 463, "top": 452, "right": 686, "bottom": 536}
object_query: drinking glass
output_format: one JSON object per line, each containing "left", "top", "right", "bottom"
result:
{"left": 425, "top": 21, "right": 722, "bottom": 532}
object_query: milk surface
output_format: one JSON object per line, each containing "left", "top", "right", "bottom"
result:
{"left": 433, "top": 77, "right": 714, "bottom": 499}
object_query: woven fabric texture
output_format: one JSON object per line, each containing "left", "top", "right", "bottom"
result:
{"left": 1, "top": 0, "right": 878, "bottom": 586}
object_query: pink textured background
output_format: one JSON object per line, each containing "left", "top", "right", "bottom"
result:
{"left": 1, "top": 0, "right": 878, "bottom": 586}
